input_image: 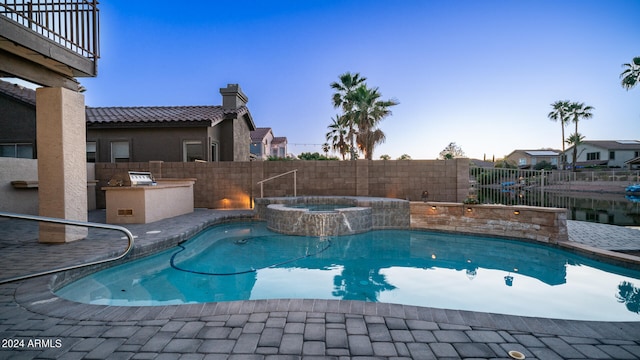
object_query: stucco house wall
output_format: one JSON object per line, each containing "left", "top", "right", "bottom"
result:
{"left": 505, "top": 150, "right": 559, "bottom": 168}
{"left": 564, "top": 140, "right": 640, "bottom": 168}
{"left": 87, "top": 127, "right": 209, "bottom": 163}
{"left": 0, "top": 82, "right": 37, "bottom": 158}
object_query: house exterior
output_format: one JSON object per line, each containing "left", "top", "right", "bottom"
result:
{"left": 0, "top": 81, "right": 257, "bottom": 162}
{"left": 250, "top": 128, "right": 274, "bottom": 160}
{"left": 271, "top": 136, "right": 288, "bottom": 158}
{"left": 0, "top": 80, "right": 37, "bottom": 159}
{"left": 563, "top": 140, "right": 640, "bottom": 169}
{"left": 505, "top": 149, "right": 560, "bottom": 169}
{"left": 250, "top": 127, "right": 288, "bottom": 160}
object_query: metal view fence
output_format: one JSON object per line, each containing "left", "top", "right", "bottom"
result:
{"left": 0, "top": 0, "right": 99, "bottom": 59}
{"left": 470, "top": 167, "right": 640, "bottom": 208}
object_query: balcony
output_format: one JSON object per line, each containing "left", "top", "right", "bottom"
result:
{"left": 0, "top": 0, "right": 100, "bottom": 89}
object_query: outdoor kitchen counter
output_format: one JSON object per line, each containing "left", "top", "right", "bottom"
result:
{"left": 102, "top": 179, "right": 196, "bottom": 224}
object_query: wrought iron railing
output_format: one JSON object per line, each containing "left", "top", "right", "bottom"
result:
{"left": 0, "top": 0, "right": 99, "bottom": 60}
{"left": 470, "top": 167, "right": 640, "bottom": 208}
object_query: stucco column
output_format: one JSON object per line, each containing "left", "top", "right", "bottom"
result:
{"left": 36, "top": 87, "right": 88, "bottom": 243}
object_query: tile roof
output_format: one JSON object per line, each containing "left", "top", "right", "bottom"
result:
{"left": 0, "top": 79, "right": 36, "bottom": 105}
{"left": 86, "top": 105, "right": 249, "bottom": 126}
{"left": 564, "top": 140, "right": 640, "bottom": 152}
{"left": 525, "top": 150, "right": 560, "bottom": 156}
{"left": 583, "top": 140, "right": 640, "bottom": 150}
{"left": 272, "top": 136, "right": 287, "bottom": 144}
{"left": 250, "top": 127, "right": 273, "bottom": 141}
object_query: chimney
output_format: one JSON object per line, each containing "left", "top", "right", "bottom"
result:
{"left": 220, "top": 84, "right": 248, "bottom": 110}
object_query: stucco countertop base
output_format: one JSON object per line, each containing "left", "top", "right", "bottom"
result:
{"left": 102, "top": 179, "right": 195, "bottom": 224}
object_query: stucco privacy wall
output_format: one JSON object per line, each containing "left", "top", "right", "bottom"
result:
{"left": 94, "top": 159, "right": 470, "bottom": 209}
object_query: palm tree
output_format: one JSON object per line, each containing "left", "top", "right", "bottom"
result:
{"left": 620, "top": 56, "right": 640, "bottom": 91}
{"left": 566, "top": 102, "right": 594, "bottom": 171}
{"left": 566, "top": 132, "right": 585, "bottom": 169}
{"left": 331, "top": 72, "right": 367, "bottom": 160}
{"left": 548, "top": 100, "right": 571, "bottom": 169}
{"left": 356, "top": 128, "right": 386, "bottom": 160}
{"left": 345, "top": 85, "right": 398, "bottom": 160}
{"left": 322, "top": 143, "right": 330, "bottom": 157}
{"left": 325, "top": 115, "right": 349, "bottom": 160}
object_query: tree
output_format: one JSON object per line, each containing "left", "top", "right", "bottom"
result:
{"left": 533, "top": 160, "right": 557, "bottom": 171}
{"left": 566, "top": 132, "right": 585, "bottom": 170}
{"left": 330, "top": 72, "right": 367, "bottom": 160}
{"left": 494, "top": 159, "right": 517, "bottom": 169}
{"left": 566, "top": 102, "right": 594, "bottom": 171}
{"left": 620, "top": 56, "right": 640, "bottom": 91}
{"left": 325, "top": 115, "right": 350, "bottom": 160}
{"left": 297, "top": 152, "right": 338, "bottom": 160}
{"left": 379, "top": 154, "right": 391, "bottom": 160}
{"left": 397, "top": 154, "right": 412, "bottom": 160}
{"left": 330, "top": 73, "right": 398, "bottom": 160}
{"left": 322, "top": 143, "right": 330, "bottom": 157}
{"left": 438, "top": 142, "right": 466, "bottom": 160}
{"left": 548, "top": 100, "right": 571, "bottom": 169}
{"left": 345, "top": 85, "right": 398, "bottom": 160}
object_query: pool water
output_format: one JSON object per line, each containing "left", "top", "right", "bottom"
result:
{"left": 56, "top": 222, "right": 640, "bottom": 321}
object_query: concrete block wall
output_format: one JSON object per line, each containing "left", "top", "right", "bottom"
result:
{"left": 410, "top": 202, "right": 568, "bottom": 243}
{"left": 94, "top": 159, "right": 470, "bottom": 209}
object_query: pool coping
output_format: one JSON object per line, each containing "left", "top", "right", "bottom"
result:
{"left": 13, "top": 273, "right": 640, "bottom": 342}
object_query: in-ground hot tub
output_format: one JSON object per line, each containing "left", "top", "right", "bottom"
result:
{"left": 255, "top": 196, "right": 410, "bottom": 236}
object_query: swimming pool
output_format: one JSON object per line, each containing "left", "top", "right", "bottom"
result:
{"left": 56, "top": 222, "right": 640, "bottom": 321}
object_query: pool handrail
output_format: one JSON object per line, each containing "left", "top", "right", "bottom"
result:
{"left": 0, "top": 211, "right": 135, "bottom": 284}
{"left": 257, "top": 169, "right": 297, "bottom": 198}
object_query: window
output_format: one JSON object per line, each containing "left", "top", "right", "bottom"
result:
{"left": 250, "top": 142, "right": 262, "bottom": 157}
{"left": 183, "top": 140, "right": 203, "bottom": 162}
{"left": 609, "top": 151, "right": 615, "bottom": 160}
{"left": 0, "top": 143, "right": 33, "bottom": 159}
{"left": 635, "top": 151, "right": 640, "bottom": 158}
{"left": 86, "top": 142, "right": 96, "bottom": 163}
{"left": 518, "top": 158, "right": 526, "bottom": 165}
{"left": 586, "top": 152, "right": 600, "bottom": 161}
{"left": 111, "top": 141, "right": 130, "bottom": 163}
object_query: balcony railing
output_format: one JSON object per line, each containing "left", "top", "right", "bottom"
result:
{"left": 0, "top": 0, "right": 99, "bottom": 60}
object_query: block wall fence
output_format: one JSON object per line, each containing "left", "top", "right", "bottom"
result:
{"left": 94, "top": 159, "right": 470, "bottom": 209}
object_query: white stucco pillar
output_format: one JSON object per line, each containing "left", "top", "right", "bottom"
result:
{"left": 36, "top": 87, "right": 88, "bottom": 243}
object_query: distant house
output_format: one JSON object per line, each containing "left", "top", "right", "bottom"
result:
{"left": 0, "top": 81, "right": 257, "bottom": 162}
{"left": 271, "top": 137, "right": 288, "bottom": 158}
{"left": 87, "top": 84, "right": 256, "bottom": 162}
{"left": 505, "top": 149, "right": 560, "bottom": 169}
{"left": 563, "top": 140, "right": 640, "bottom": 169}
{"left": 0, "top": 80, "right": 36, "bottom": 159}
{"left": 250, "top": 127, "right": 288, "bottom": 160}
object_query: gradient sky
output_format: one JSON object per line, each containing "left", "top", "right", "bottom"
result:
{"left": 77, "top": 0, "right": 640, "bottom": 160}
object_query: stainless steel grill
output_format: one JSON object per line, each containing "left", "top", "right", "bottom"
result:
{"left": 128, "top": 171, "right": 155, "bottom": 186}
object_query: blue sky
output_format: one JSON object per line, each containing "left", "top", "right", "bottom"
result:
{"left": 79, "top": 0, "right": 640, "bottom": 160}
